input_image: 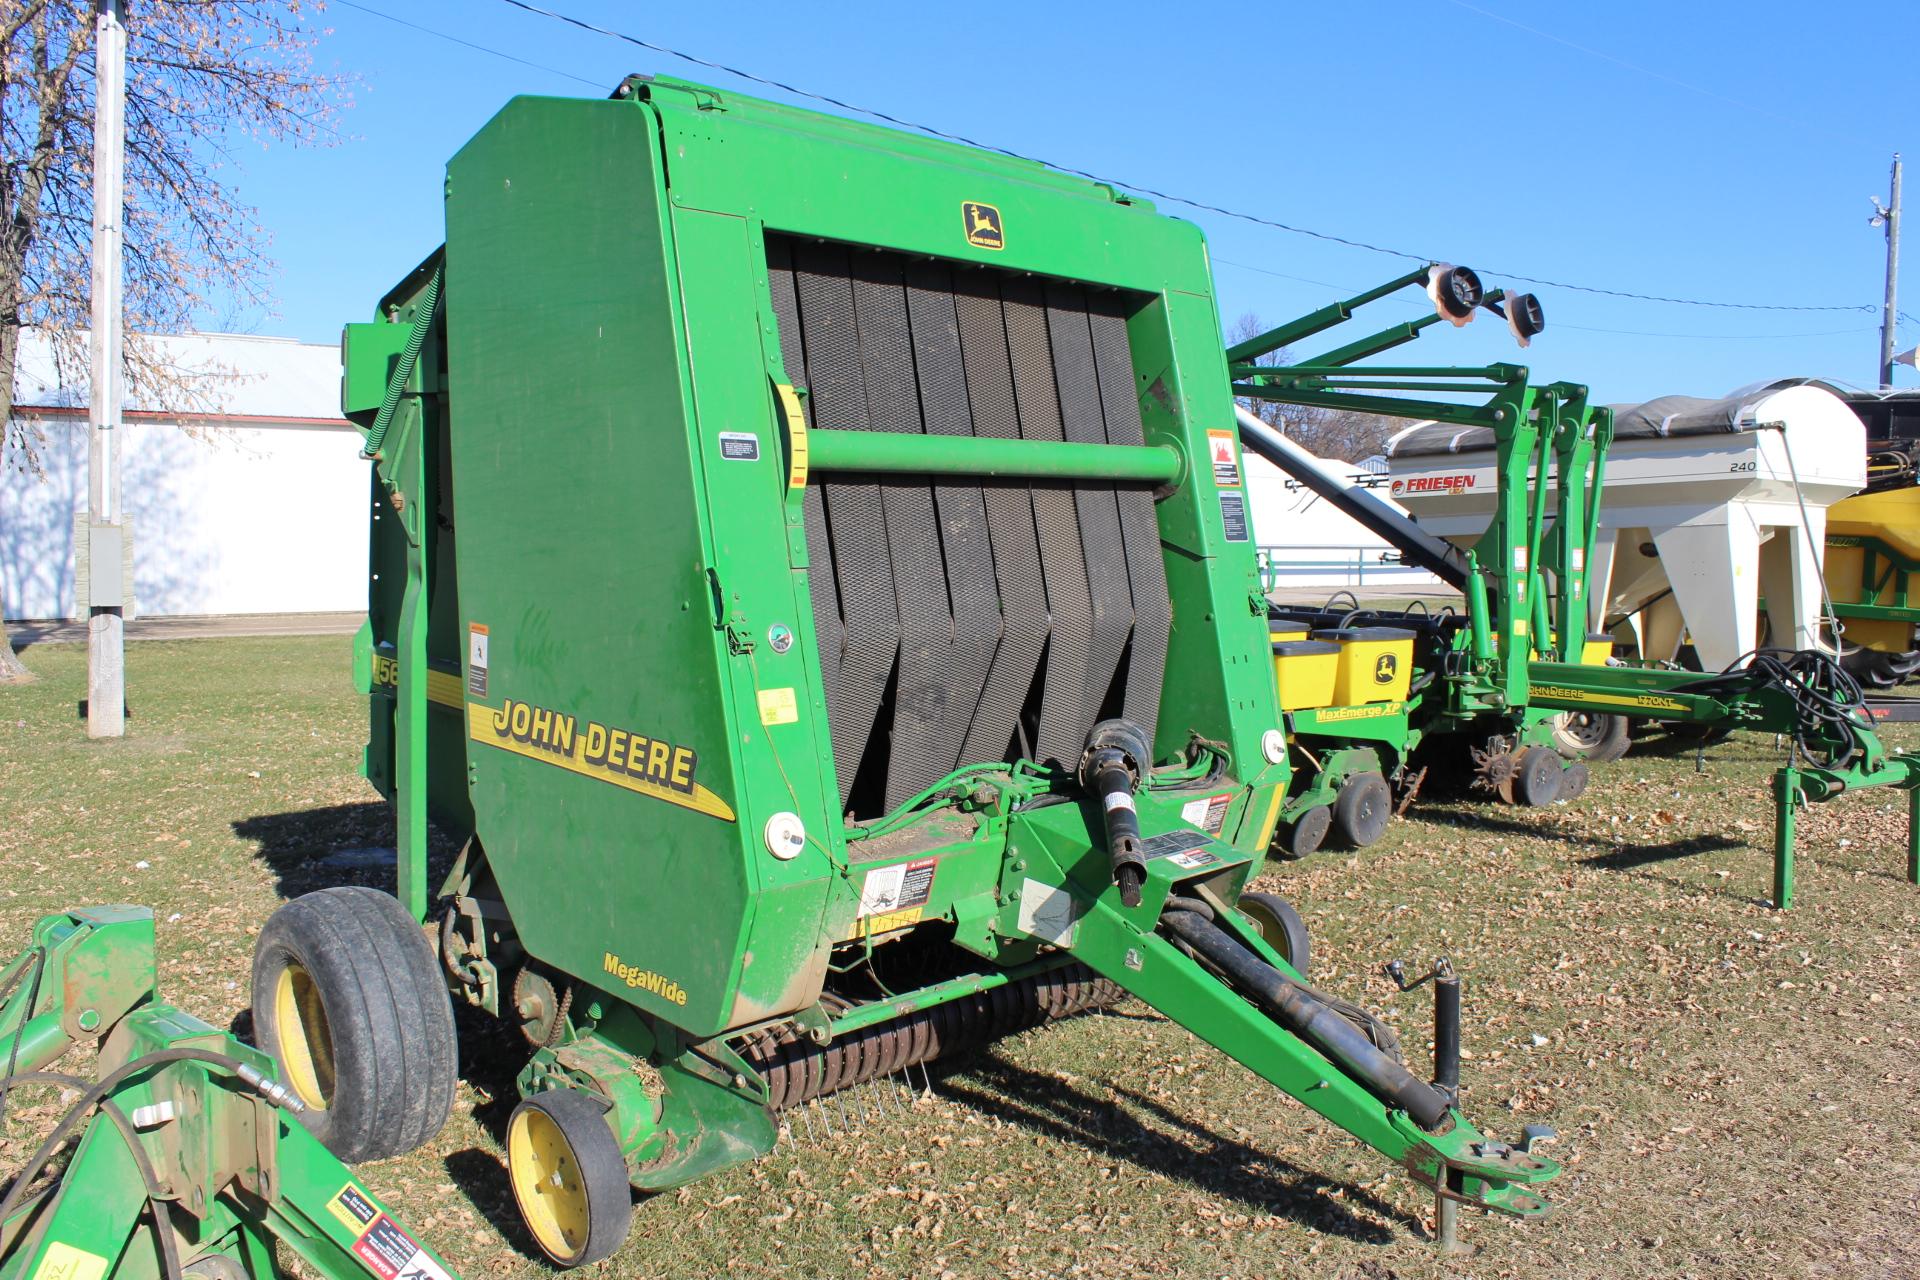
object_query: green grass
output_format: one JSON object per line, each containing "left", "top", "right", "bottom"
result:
{"left": 4, "top": 637, "right": 1919, "bottom": 1278}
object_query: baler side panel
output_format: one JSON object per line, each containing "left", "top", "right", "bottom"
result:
{"left": 669, "top": 206, "right": 844, "bottom": 1025}
{"left": 356, "top": 280, "right": 473, "bottom": 871}
{"left": 441, "top": 96, "right": 753, "bottom": 1034}
{"left": 1130, "top": 289, "right": 1283, "bottom": 791}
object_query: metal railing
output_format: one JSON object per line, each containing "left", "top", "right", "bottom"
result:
{"left": 1256, "top": 544, "right": 1445, "bottom": 592}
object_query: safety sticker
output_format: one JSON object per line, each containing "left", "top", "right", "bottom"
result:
{"left": 352, "top": 1215, "right": 452, "bottom": 1280}
{"left": 1168, "top": 848, "right": 1221, "bottom": 870}
{"left": 1207, "top": 430, "right": 1241, "bottom": 486}
{"left": 757, "top": 686, "right": 799, "bottom": 726}
{"left": 1180, "top": 792, "right": 1232, "bottom": 834}
{"left": 1018, "top": 878, "right": 1080, "bottom": 946}
{"left": 858, "top": 857, "right": 936, "bottom": 918}
{"left": 1218, "top": 491, "right": 1249, "bottom": 542}
{"left": 1140, "top": 829, "right": 1210, "bottom": 860}
{"left": 329, "top": 1182, "right": 380, "bottom": 1233}
{"left": 31, "top": 1243, "right": 107, "bottom": 1280}
{"left": 719, "top": 431, "right": 760, "bottom": 461}
{"left": 326, "top": 1183, "right": 453, "bottom": 1280}
{"left": 467, "top": 623, "right": 489, "bottom": 698}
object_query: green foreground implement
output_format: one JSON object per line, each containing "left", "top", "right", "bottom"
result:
{"left": 0, "top": 908, "right": 459, "bottom": 1280}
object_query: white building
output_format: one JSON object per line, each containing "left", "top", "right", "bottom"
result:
{"left": 1, "top": 330, "right": 368, "bottom": 621}
{"left": 1245, "top": 443, "right": 1443, "bottom": 592}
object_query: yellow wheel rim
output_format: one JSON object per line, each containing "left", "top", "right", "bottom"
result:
{"left": 272, "top": 962, "right": 334, "bottom": 1112}
{"left": 509, "top": 1106, "right": 593, "bottom": 1263}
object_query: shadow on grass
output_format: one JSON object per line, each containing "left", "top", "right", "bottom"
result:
{"left": 1575, "top": 836, "right": 1744, "bottom": 872}
{"left": 231, "top": 801, "right": 459, "bottom": 901}
{"left": 1409, "top": 805, "right": 1743, "bottom": 865}
{"left": 929, "top": 1052, "right": 1414, "bottom": 1244}
{"left": 443, "top": 1147, "right": 544, "bottom": 1258}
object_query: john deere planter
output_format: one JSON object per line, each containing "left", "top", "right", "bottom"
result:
{"left": 1233, "top": 271, "right": 1920, "bottom": 906}
{"left": 262, "top": 76, "right": 1561, "bottom": 1266}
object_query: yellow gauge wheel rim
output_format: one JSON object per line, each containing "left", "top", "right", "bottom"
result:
{"left": 272, "top": 961, "right": 334, "bottom": 1112}
{"left": 509, "top": 1105, "right": 592, "bottom": 1263}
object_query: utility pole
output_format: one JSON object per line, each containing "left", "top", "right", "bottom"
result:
{"left": 86, "top": 0, "right": 127, "bottom": 738}
{"left": 1872, "top": 153, "right": 1902, "bottom": 390}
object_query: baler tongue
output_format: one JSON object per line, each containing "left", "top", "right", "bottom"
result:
{"left": 1003, "top": 801, "right": 1562, "bottom": 1227}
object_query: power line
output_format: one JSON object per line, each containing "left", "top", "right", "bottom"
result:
{"left": 333, "top": 0, "right": 605, "bottom": 90}
{"left": 1213, "top": 259, "right": 1877, "bottom": 343}
{"left": 1557, "top": 322, "right": 1879, "bottom": 341}
{"left": 464, "top": 0, "right": 1872, "bottom": 314}
{"left": 1443, "top": 0, "right": 1882, "bottom": 152}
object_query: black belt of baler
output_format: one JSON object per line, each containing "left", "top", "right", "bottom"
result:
{"left": 767, "top": 236, "right": 1171, "bottom": 818}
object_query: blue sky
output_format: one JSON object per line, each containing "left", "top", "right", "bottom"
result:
{"left": 227, "top": 0, "right": 1915, "bottom": 404}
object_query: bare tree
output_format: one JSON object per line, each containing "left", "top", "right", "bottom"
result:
{"left": 0, "top": 0, "right": 342, "bottom": 681}
{"left": 1228, "top": 312, "right": 1398, "bottom": 464}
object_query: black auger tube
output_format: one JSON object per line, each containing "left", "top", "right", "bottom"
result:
{"left": 1160, "top": 909, "right": 1453, "bottom": 1130}
{"left": 1234, "top": 408, "right": 1470, "bottom": 592}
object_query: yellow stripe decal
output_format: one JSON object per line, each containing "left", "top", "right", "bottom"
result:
{"left": 467, "top": 702, "right": 736, "bottom": 823}
{"left": 1254, "top": 785, "right": 1285, "bottom": 851}
{"left": 1528, "top": 684, "right": 1689, "bottom": 713}
{"left": 370, "top": 656, "right": 464, "bottom": 710}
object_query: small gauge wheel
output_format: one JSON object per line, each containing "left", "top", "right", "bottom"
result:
{"left": 507, "top": 1090, "right": 633, "bottom": 1268}
{"left": 1277, "top": 805, "right": 1332, "bottom": 859}
{"left": 1332, "top": 772, "right": 1392, "bottom": 848}
{"left": 1235, "top": 891, "right": 1311, "bottom": 977}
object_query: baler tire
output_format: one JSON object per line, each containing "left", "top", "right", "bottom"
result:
{"left": 1512, "top": 746, "right": 1563, "bottom": 808}
{"left": 507, "top": 1090, "right": 632, "bottom": 1268}
{"left": 1235, "top": 892, "right": 1310, "bottom": 977}
{"left": 1332, "top": 773, "right": 1392, "bottom": 848}
{"left": 1277, "top": 805, "right": 1332, "bottom": 859}
{"left": 250, "top": 887, "right": 457, "bottom": 1164}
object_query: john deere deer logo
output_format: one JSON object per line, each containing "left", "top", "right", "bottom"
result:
{"left": 963, "top": 201, "right": 1004, "bottom": 250}
{"left": 1374, "top": 653, "right": 1397, "bottom": 684}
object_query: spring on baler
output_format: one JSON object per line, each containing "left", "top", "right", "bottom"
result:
{"left": 743, "top": 964, "right": 1122, "bottom": 1111}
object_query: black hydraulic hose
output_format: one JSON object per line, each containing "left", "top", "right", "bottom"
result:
{"left": 1235, "top": 408, "right": 1470, "bottom": 592}
{"left": 0, "top": 1047, "right": 300, "bottom": 1231}
{"left": 1160, "top": 909, "right": 1453, "bottom": 1129}
{"left": 99, "top": 1099, "right": 185, "bottom": 1280}
{"left": 0, "top": 1065, "right": 185, "bottom": 1280}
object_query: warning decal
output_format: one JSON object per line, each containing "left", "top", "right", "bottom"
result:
{"left": 352, "top": 1216, "right": 452, "bottom": 1280}
{"left": 1219, "top": 491, "right": 1250, "bottom": 542}
{"left": 858, "top": 857, "right": 936, "bottom": 918}
{"left": 326, "top": 1183, "right": 452, "bottom": 1280}
{"left": 329, "top": 1182, "right": 380, "bottom": 1233}
{"left": 719, "top": 431, "right": 760, "bottom": 461}
{"left": 467, "top": 623, "right": 489, "bottom": 698}
{"left": 1140, "top": 829, "right": 1210, "bottom": 860}
{"left": 757, "top": 686, "right": 799, "bottom": 726}
{"left": 1207, "top": 430, "right": 1241, "bottom": 486}
{"left": 1180, "top": 792, "right": 1232, "bottom": 834}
